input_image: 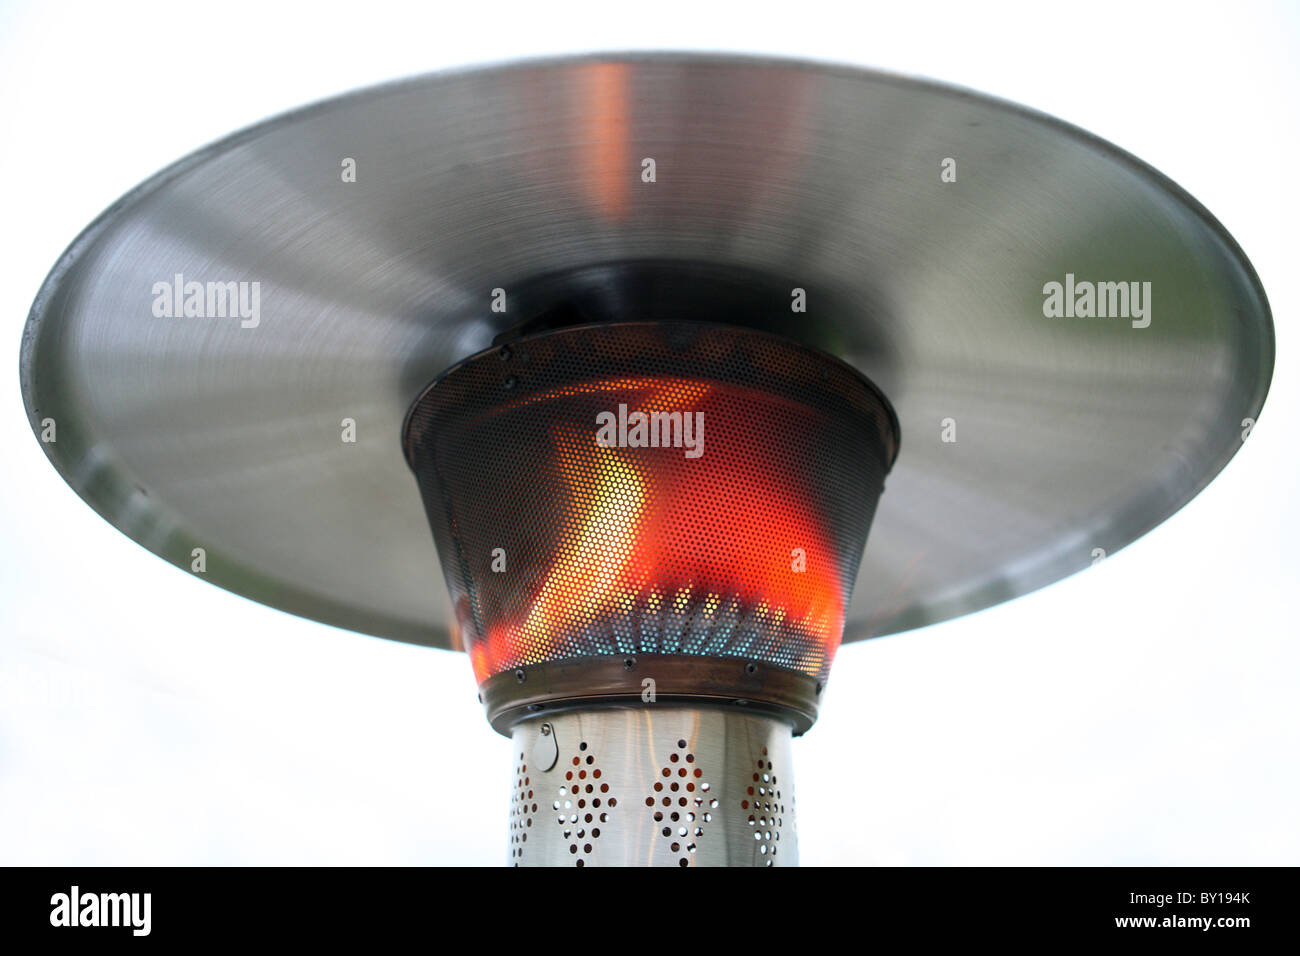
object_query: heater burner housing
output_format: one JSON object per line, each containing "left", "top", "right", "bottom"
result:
{"left": 404, "top": 321, "right": 898, "bottom": 864}
{"left": 404, "top": 322, "right": 898, "bottom": 717}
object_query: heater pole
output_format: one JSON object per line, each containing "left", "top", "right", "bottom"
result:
{"left": 508, "top": 707, "right": 796, "bottom": 866}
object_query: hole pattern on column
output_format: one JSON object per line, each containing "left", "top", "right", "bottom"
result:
{"left": 554, "top": 740, "right": 616, "bottom": 866}
{"left": 509, "top": 751, "right": 534, "bottom": 865}
{"left": 742, "top": 745, "right": 789, "bottom": 866}
{"left": 647, "top": 737, "right": 716, "bottom": 867}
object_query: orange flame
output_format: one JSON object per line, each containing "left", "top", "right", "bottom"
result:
{"left": 470, "top": 378, "right": 847, "bottom": 682}
{"left": 521, "top": 434, "right": 646, "bottom": 655}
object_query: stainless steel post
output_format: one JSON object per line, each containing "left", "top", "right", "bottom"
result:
{"left": 508, "top": 707, "right": 796, "bottom": 867}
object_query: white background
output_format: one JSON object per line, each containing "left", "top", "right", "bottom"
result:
{"left": 1, "top": 0, "right": 1296, "bottom": 865}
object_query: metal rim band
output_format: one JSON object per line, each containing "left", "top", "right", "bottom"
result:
{"left": 479, "top": 654, "right": 822, "bottom": 737}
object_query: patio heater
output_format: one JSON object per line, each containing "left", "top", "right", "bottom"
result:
{"left": 20, "top": 55, "right": 1273, "bottom": 865}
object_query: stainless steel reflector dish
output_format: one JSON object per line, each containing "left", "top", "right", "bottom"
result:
{"left": 21, "top": 52, "right": 1273, "bottom": 653}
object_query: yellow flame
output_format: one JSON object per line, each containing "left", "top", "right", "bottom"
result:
{"left": 521, "top": 440, "right": 645, "bottom": 651}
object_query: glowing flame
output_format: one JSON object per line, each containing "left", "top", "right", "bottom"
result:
{"left": 470, "top": 378, "right": 849, "bottom": 682}
{"left": 521, "top": 435, "right": 646, "bottom": 654}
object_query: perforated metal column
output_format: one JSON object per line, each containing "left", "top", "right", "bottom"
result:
{"left": 508, "top": 707, "right": 796, "bottom": 867}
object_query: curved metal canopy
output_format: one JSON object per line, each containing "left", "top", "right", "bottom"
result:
{"left": 20, "top": 53, "right": 1274, "bottom": 652}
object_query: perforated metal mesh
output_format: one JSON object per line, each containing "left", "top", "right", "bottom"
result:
{"left": 404, "top": 322, "right": 897, "bottom": 684}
